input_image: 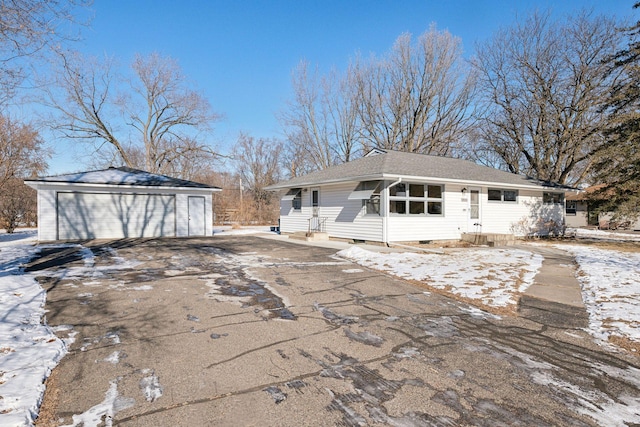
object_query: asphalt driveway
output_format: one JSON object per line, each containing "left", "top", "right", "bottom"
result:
{"left": 31, "top": 236, "right": 640, "bottom": 426}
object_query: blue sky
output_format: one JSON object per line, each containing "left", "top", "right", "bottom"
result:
{"left": 46, "top": 0, "right": 635, "bottom": 174}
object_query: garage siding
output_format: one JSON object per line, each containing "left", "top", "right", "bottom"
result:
{"left": 57, "top": 192, "right": 176, "bottom": 240}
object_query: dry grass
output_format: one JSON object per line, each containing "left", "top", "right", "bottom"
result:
{"left": 34, "top": 367, "right": 60, "bottom": 427}
{"left": 608, "top": 335, "right": 640, "bottom": 355}
{"left": 536, "top": 237, "right": 640, "bottom": 253}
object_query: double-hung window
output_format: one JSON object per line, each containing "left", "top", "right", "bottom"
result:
{"left": 543, "top": 192, "right": 564, "bottom": 205}
{"left": 349, "top": 181, "right": 381, "bottom": 215}
{"left": 282, "top": 188, "right": 302, "bottom": 211}
{"left": 488, "top": 189, "right": 518, "bottom": 202}
{"left": 389, "top": 183, "right": 443, "bottom": 216}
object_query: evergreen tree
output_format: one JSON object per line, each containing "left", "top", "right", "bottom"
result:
{"left": 593, "top": 3, "right": 640, "bottom": 220}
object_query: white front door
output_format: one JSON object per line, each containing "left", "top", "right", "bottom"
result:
{"left": 188, "top": 196, "right": 206, "bottom": 236}
{"left": 468, "top": 189, "right": 481, "bottom": 232}
{"left": 311, "top": 188, "right": 320, "bottom": 217}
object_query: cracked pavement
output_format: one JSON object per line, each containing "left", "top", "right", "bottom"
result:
{"left": 31, "top": 236, "right": 640, "bottom": 426}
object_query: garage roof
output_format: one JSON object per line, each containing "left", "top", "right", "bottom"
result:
{"left": 26, "top": 166, "right": 220, "bottom": 190}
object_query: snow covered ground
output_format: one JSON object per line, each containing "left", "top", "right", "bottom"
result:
{"left": 0, "top": 230, "right": 68, "bottom": 426}
{"left": 558, "top": 244, "right": 640, "bottom": 348}
{"left": 337, "top": 246, "right": 543, "bottom": 309}
{"left": 1, "top": 227, "right": 639, "bottom": 425}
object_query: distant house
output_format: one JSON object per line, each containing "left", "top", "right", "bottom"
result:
{"left": 266, "top": 149, "right": 574, "bottom": 244}
{"left": 25, "top": 167, "right": 221, "bottom": 241}
{"left": 566, "top": 185, "right": 640, "bottom": 231}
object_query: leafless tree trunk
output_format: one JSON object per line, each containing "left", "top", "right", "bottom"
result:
{"left": 44, "top": 51, "right": 132, "bottom": 166}
{"left": 281, "top": 61, "right": 336, "bottom": 171}
{"left": 355, "top": 26, "right": 477, "bottom": 155}
{"left": 44, "top": 51, "right": 221, "bottom": 178}
{"left": 472, "top": 11, "right": 623, "bottom": 185}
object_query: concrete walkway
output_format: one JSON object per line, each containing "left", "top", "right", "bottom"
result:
{"left": 518, "top": 245, "right": 584, "bottom": 308}
{"left": 515, "top": 244, "right": 588, "bottom": 328}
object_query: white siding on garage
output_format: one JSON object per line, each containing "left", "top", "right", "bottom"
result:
{"left": 57, "top": 192, "right": 176, "bottom": 239}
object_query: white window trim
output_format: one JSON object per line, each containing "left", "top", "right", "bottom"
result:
{"left": 488, "top": 188, "right": 519, "bottom": 203}
{"left": 388, "top": 183, "right": 444, "bottom": 216}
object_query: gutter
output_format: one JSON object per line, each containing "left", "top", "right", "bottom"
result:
{"left": 383, "top": 177, "right": 403, "bottom": 246}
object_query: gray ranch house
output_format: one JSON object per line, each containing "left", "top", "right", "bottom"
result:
{"left": 26, "top": 167, "right": 220, "bottom": 241}
{"left": 267, "top": 149, "right": 573, "bottom": 244}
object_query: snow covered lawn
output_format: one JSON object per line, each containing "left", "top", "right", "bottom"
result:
{"left": 558, "top": 244, "right": 640, "bottom": 349}
{"left": 337, "top": 246, "right": 543, "bottom": 310}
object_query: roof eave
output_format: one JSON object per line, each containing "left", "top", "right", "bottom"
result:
{"left": 265, "top": 173, "right": 571, "bottom": 191}
{"left": 24, "top": 180, "right": 221, "bottom": 192}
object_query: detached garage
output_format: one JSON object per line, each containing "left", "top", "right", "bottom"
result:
{"left": 25, "top": 167, "right": 220, "bottom": 241}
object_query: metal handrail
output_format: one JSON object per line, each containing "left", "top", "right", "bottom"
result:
{"left": 308, "top": 216, "right": 327, "bottom": 234}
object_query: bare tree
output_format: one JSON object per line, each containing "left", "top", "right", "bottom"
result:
{"left": 44, "top": 51, "right": 221, "bottom": 178}
{"left": 281, "top": 61, "right": 336, "bottom": 171}
{"left": 355, "top": 25, "right": 477, "bottom": 155}
{"left": 281, "top": 26, "right": 476, "bottom": 167}
{"left": 473, "top": 11, "right": 623, "bottom": 185}
{"left": 0, "top": 177, "right": 36, "bottom": 232}
{"left": 0, "top": 0, "right": 89, "bottom": 105}
{"left": 0, "top": 114, "right": 47, "bottom": 189}
{"left": 0, "top": 114, "right": 46, "bottom": 232}
{"left": 232, "top": 133, "right": 282, "bottom": 223}
{"left": 127, "top": 53, "right": 219, "bottom": 174}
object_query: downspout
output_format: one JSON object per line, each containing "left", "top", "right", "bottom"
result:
{"left": 383, "top": 177, "right": 402, "bottom": 246}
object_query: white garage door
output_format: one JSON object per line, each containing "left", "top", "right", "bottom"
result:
{"left": 57, "top": 192, "right": 176, "bottom": 240}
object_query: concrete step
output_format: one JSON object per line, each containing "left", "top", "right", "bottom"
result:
{"left": 461, "top": 233, "right": 517, "bottom": 247}
{"left": 287, "top": 231, "right": 329, "bottom": 242}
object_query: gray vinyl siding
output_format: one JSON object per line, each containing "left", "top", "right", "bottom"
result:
{"left": 320, "top": 182, "right": 383, "bottom": 241}
{"left": 279, "top": 183, "right": 383, "bottom": 241}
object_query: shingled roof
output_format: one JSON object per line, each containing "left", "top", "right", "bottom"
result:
{"left": 267, "top": 149, "right": 569, "bottom": 190}
{"left": 26, "top": 166, "right": 220, "bottom": 190}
